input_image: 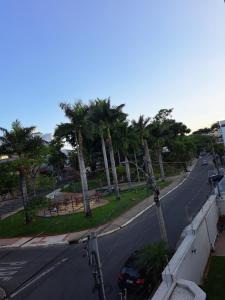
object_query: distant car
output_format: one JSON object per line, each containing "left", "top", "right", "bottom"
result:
{"left": 118, "top": 251, "right": 155, "bottom": 295}
{"left": 202, "top": 160, "right": 208, "bottom": 166}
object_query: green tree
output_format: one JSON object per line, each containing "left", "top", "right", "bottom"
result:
{"left": 48, "top": 139, "right": 67, "bottom": 184}
{"left": 28, "top": 136, "right": 46, "bottom": 197}
{"left": 0, "top": 120, "right": 43, "bottom": 223}
{"left": 113, "top": 121, "right": 133, "bottom": 187}
{"left": 132, "top": 115, "right": 154, "bottom": 177}
{"left": 89, "top": 98, "right": 126, "bottom": 200}
{"left": 55, "top": 101, "right": 92, "bottom": 216}
{"left": 88, "top": 99, "right": 112, "bottom": 191}
{"left": 136, "top": 241, "right": 171, "bottom": 284}
{"left": 149, "top": 108, "right": 190, "bottom": 179}
{"left": 170, "top": 137, "right": 195, "bottom": 171}
{"left": 0, "top": 162, "right": 18, "bottom": 198}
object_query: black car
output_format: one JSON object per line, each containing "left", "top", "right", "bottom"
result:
{"left": 208, "top": 169, "right": 224, "bottom": 184}
{"left": 118, "top": 251, "right": 154, "bottom": 294}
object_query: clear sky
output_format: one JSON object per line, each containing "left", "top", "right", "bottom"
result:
{"left": 0, "top": 0, "right": 225, "bottom": 133}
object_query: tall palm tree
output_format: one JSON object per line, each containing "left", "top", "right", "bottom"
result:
{"left": 0, "top": 120, "right": 43, "bottom": 223}
{"left": 114, "top": 121, "right": 133, "bottom": 187}
{"left": 89, "top": 98, "right": 126, "bottom": 200}
{"left": 88, "top": 100, "right": 111, "bottom": 191}
{"left": 48, "top": 139, "right": 67, "bottom": 184}
{"left": 127, "top": 124, "right": 142, "bottom": 182}
{"left": 55, "top": 101, "right": 92, "bottom": 216}
{"left": 132, "top": 115, "right": 154, "bottom": 178}
{"left": 148, "top": 122, "right": 168, "bottom": 179}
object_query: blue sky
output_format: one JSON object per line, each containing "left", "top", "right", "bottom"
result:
{"left": 0, "top": 0, "right": 225, "bottom": 133}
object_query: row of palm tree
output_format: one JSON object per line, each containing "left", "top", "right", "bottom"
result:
{"left": 0, "top": 99, "right": 193, "bottom": 221}
{"left": 55, "top": 99, "right": 191, "bottom": 217}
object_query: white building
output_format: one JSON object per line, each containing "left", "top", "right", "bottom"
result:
{"left": 219, "top": 120, "right": 225, "bottom": 147}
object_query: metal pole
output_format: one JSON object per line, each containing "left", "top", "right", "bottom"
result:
{"left": 154, "top": 190, "right": 168, "bottom": 243}
{"left": 90, "top": 232, "right": 106, "bottom": 300}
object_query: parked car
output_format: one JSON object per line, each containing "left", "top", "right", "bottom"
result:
{"left": 118, "top": 251, "right": 154, "bottom": 295}
{"left": 208, "top": 170, "right": 224, "bottom": 184}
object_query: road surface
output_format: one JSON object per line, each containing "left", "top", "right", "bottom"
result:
{"left": 0, "top": 159, "right": 213, "bottom": 300}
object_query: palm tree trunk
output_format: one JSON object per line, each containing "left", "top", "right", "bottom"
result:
{"left": 31, "top": 175, "right": 36, "bottom": 197}
{"left": 158, "top": 150, "right": 165, "bottom": 179}
{"left": 107, "top": 128, "right": 120, "bottom": 200}
{"left": 125, "top": 155, "right": 131, "bottom": 188}
{"left": 19, "top": 168, "right": 30, "bottom": 224}
{"left": 143, "top": 139, "right": 154, "bottom": 178}
{"left": 100, "top": 130, "right": 111, "bottom": 190}
{"left": 118, "top": 151, "right": 121, "bottom": 165}
{"left": 77, "top": 131, "right": 91, "bottom": 217}
{"left": 134, "top": 150, "right": 140, "bottom": 182}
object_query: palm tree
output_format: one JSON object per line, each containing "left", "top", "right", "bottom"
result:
{"left": 114, "top": 121, "right": 133, "bottom": 187}
{"left": 127, "top": 124, "right": 142, "bottom": 182}
{"left": 0, "top": 120, "right": 43, "bottom": 223}
{"left": 48, "top": 139, "right": 67, "bottom": 184}
{"left": 55, "top": 101, "right": 92, "bottom": 216}
{"left": 89, "top": 98, "right": 126, "bottom": 200}
{"left": 132, "top": 115, "right": 154, "bottom": 178}
{"left": 88, "top": 100, "right": 111, "bottom": 191}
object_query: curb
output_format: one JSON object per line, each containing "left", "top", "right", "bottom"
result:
{"left": 71, "top": 161, "right": 197, "bottom": 244}
{"left": 1, "top": 160, "right": 197, "bottom": 248}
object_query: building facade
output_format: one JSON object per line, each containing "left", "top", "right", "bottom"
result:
{"left": 219, "top": 120, "right": 225, "bottom": 147}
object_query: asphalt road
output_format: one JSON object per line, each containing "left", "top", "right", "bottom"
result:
{"left": 0, "top": 159, "right": 213, "bottom": 300}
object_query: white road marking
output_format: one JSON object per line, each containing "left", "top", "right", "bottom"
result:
{"left": 10, "top": 258, "right": 68, "bottom": 298}
{"left": 0, "top": 261, "right": 27, "bottom": 282}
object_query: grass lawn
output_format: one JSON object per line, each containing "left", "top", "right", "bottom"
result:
{"left": 0, "top": 180, "right": 170, "bottom": 237}
{"left": 203, "top": 256, "right": 225, "bottom": 300}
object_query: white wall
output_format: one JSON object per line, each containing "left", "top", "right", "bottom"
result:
{"left": 152, "top": 195, "right": 218, "bottom": 300}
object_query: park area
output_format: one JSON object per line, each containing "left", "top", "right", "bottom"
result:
{"left": 0, "top": 180, "right": 170, "bottom": 237}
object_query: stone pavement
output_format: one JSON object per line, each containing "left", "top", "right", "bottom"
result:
{"left": 0, "top": 160, "right": 196, "bottom": 248}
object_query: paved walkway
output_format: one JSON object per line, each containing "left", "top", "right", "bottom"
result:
{"left": 0, "top": 198, "right": 23, "bottom": 220}
{"left": 0, "top": 161, "right": 196, "bottom": 248}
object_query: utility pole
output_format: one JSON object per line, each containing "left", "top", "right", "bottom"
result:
{"left": 84, "top": 232, "right": 106, "bottom": 300}
{"left": 145, "top": 141, "right": 168, "bottom": 243}
{"left": 122, "top": 158, "right": 168, "bottom": 243}
{"left": 149, "top": 177, "right": 168, "bottom": 243}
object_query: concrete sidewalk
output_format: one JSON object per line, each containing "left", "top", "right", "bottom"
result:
{"left": 0, "top": 161, "right": 196, "bottom": 248}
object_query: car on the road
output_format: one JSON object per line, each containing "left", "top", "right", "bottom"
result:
{"left": 202, "top": 159, "right": 208, "bottom": 166}
{"left": 117, "top": 251, "right": 154, "bottom": 295}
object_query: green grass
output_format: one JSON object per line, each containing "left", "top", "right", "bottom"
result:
{"left": 203, "top": 256, "right": 225, "bottom": 300}
{"left": 0, "top": 180, "right": 170, "bottom": 237}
